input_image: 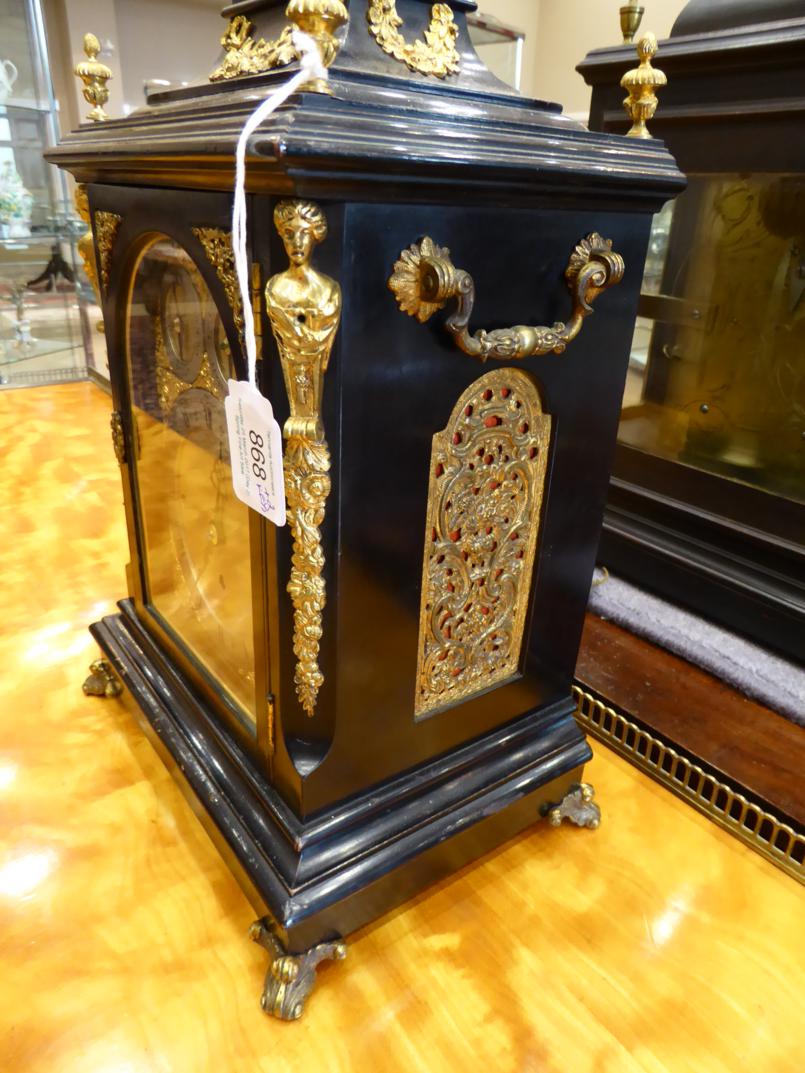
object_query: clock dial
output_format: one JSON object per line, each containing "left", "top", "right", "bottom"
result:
{"left": 213, "top": 317, "right": 237, "bottom": 383}
{"left": 126, "top": 236, "right": 256, "bottom": 725}
{"left": 159, "top": 260, "right": 205, "bottom": 384}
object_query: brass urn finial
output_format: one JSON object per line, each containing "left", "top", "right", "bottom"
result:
{"left": 287, "top": 0, "right": 348, "bottom": 92}
{"left": 620, "top": 2, "right": 645, "bottom": 44}
{"left": 621, "top": 32, "right": 667, "bottom": 139}
{"left": 210, "top": 0, "right": 348, "bottom": 88}
{"left": 74, "top": 32, "right": 112, "bottom": 122}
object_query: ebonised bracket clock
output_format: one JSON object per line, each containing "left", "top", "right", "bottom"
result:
{"left": 52, "top": 1, "right": 682, "bottom": 1020}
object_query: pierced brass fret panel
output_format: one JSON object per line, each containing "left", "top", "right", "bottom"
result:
{"left": 414, "top": 368, "right": 551, "bottom": 718}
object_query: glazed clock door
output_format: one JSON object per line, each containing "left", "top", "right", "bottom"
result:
{"left": 124, "top": 234, "right": 258, "bottom": 727}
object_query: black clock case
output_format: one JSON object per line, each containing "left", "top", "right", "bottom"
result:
{"left": 50, "top": 0, "right": 683, "bottom": 952}
{"left": 578, "top": 1, "right": 805, "bottom": 662}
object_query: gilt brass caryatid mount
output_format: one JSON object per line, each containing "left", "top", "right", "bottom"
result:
{"left": 265, "top": 200, "right": 341, "bottom": 717}
{"left": 621, "top": 32, "right": 667, "bottom": 139}
{"left": 389, "top": 234, "right": 625, "bottom": 362}
{"left": 73, "top": 32, "right": 112, "bottom": 122}
{"left": 210, "top": 0, "right": 348, "bottom": 89}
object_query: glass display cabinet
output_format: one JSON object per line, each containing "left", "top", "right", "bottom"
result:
{"left": 48, "top": 0, "right": 681, "bottom": 1019}
{"left": 579, "top": 0, "right": 805, "bottom": 661}
{"left": 0, "top": 0, "right": 99, "bottom": 387}
{"left": 467, "top": 10, "right": 524, "bottom": 90}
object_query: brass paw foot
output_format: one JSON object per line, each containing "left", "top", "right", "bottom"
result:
{"left": 547, "top": 782, "right": 601, "bottom": 830}
{"left": 249, "top": 920, "right": 347, "bottom": 1021}
{"left": 82, "top": 658, "right": 122, "bottom": 698}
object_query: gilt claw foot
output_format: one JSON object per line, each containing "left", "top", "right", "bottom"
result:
{"left": 547, "top": 782, "right": 601, "bottom": 830}
{"left": 249, "top": 919, "right": 347, "bottom": 1021}
{"left": 82, "top": 658, "right": 122, "bottom": 698}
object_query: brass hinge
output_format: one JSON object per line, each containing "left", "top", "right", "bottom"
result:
{"left": 110, "top": 410, "right": 126, "bottom": 465}
{"left": 267, "top": 693, "right": 275, "bottom": 756}
{"left": 252, "top": 261, "right": 262, "bottom": 351}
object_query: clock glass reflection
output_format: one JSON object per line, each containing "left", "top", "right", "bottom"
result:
{"left": 125, "top": 236, "right": 256, "bottom": 725}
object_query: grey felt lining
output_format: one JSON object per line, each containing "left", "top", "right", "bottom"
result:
{"left": 588, "top": 570, "right": 805, "bottom": 728}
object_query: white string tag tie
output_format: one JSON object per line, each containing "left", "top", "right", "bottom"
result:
{"left": 225, "top": 31, "right": 328, "bottom": 526}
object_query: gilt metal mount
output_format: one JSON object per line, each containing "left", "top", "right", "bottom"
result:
{"left": 367, "top": 1, "right": 460, "bottom": 78}
{"left": 621, "top": 32, "right": 667, "bottom": 139}
{"left": 265, "top": 200, "right": 341, "bottom": 718}
{"left": 73, "top": 32, "right": 112, "bottom": 123}
{"left": 210, "top": 0, "right": 348, "bottom": 90}
{"left": 250, "top": 919, "right": 346, "bottom": 1021}
{"left": 388, "top": 234, "right": 624, "bottom": 362}
{"left": 83, "top": 659, "right": 122, "bottom": 698}
{"left": 547, "top": 782, "right": 601, "bottom": 830}
{"left": 620, "top": 2, "right": 645, "bottom": 44}
{"left": 110, "top": 411, "right": 126, "bottom": 466}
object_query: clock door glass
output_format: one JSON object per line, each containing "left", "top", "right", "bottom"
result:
{"left": 125, "top": 236, "right": 255, "bottom": 723}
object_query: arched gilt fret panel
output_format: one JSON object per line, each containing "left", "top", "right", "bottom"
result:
{"left": 414, "top": 368, "right": 551, "bottom": 719}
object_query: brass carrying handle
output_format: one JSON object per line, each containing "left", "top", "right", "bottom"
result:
{"left": 388, "top": 234, "right": 625, "bottom": 362}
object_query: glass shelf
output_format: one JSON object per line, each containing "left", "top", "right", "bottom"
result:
{"left": 0, "top": 336, "right": 80, "bottom": 365}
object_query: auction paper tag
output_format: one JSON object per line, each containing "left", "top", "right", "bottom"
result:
{"left": 225, "top": 379, "right": 286, "bottom": 526}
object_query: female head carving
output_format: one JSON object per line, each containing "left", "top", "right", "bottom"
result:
{"left": 274, "top": 200, "right": 327, "bottom": 266}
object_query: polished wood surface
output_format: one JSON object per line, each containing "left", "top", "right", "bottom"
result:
{"left": 578, "top": 612, "right": 805, "bottom": 827}
{"left": 1, "top": 383, "right": 803, "bottom": 1073}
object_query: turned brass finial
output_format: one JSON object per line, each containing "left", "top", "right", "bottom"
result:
{"left": 620, "top": 2, "right": 645, "bottom": 44}
{"left": 210, "top": 0, "right": 347, "bottom": 88}
{"left": 287, "top": 0, "right": 348, "bottom": 91}
{"left": 74, "top": 32, "right": 112, "bottom": 122}
{"left": 621, "top": 32, "right": 667, "bottom": 139}
{"left": 287, "top": 0, "right": 348, "bottom": 61}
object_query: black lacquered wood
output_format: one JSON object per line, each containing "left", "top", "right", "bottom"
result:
{"left": 671, "top": 0, "right": 805, "bottom": 35}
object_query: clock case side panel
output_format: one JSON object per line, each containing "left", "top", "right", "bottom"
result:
{"left": 89, "top": 182, "right": 275, "bottom": 765}
{"left": 291, "top": 200, "right": 653, "bottom": 815}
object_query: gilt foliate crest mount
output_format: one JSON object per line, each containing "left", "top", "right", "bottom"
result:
{"left": 389, "top": 234, "right": 625, "bottom": 361}
{"left": 367, "top": 1, "right": 461, "bottom": 78}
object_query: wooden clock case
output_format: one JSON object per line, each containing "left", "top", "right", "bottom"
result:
{"left": 49, "top": 0, "right": 683, "bottom": 1015}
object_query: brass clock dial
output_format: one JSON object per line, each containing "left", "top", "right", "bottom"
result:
{"left": 213, "top": 316, "right": 237, "bottom": 383}
{"left": 166, "top": 388, "right": 233, "bottom": 616}
{"left": 159, "top": 262, "right": 205, "bottom": 384}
